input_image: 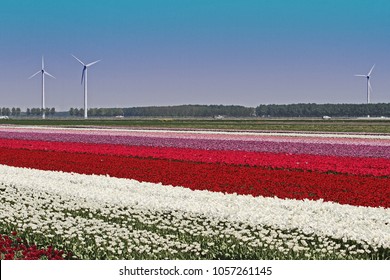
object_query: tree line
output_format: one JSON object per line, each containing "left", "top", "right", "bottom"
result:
{"left": 1, "top": 107, "right": 21, "bottom": 116}
{"left": 68, "top": 103, "right": 390, "bottom": 118}
{"left": 123, "top": 105, "right": 255, "bottom": 117}
{"left": 69, "top": 107, "right": 123, "bottom": 117}
{"left": 26, "top": 108, "right": 56, "bottom": 116}
{"left": 1, "top": 107, "right": 56, "bottom": 117}
{"left": 4, "top": 103, "right": 390, "bottom": 118}
{"left": 256, "top": 103, "right": 390, "bottom": 117}
{"left": 70, "top": 105, "right": 255, "bottom": 117}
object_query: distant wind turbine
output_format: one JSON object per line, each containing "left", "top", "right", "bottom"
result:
{"left": 355, "top": 64, "right": 375, "bottom": 104}
{"left": 72, "top": 54, "right": 101, "bottom": 119}
{"left": 29, "top": 56, "right": 55, "bottom": 119}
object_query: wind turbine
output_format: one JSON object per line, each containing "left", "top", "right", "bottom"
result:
{"left": 355, "top": 64, "right": 375, "bottom": 104}
{"left": 29, "top": 57, "right": 55, "bottom": 119}
{"left": 72, "top": 54, "right": 100, "bottom": 119}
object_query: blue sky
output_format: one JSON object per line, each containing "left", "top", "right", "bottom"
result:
{"left": 0, "top": 0, "right": 389, "bottom": 110}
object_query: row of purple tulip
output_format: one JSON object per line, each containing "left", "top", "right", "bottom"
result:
{"left": 1, "top": 128, "right": 389, "bottom": 158}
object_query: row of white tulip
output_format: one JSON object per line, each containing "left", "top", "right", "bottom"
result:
{"left": 0, "top": 164, "right": 389, "bottom": 259}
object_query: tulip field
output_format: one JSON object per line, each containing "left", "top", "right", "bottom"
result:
{"left": 0, "top": 125, "right": 389, "bottom": 260}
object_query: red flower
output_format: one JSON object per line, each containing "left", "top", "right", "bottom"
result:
{"left": 4, "top": 253, "right": 15, "bottom": 260}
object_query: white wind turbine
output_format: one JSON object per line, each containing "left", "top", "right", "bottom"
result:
{"left": 355, "top": 64, "right": 375, "bottom": 104}
{"left": 72, "top": 54, "right": 101, "bottom": 119}
{"left": 29, "top": 56, "right": 55, "bottom": 119}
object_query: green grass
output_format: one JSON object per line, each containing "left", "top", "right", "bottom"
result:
{"left": 1, "top": 118, "right": 390, "bottom": 133}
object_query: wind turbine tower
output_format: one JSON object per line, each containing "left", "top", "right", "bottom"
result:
{"left": 72, "top": 55, "right": 101, "bottom": 119}
{"left": 355, "top": 64, "right": 375, "bottom": 104}
{"left": 29, "top": 57, "right": 55, "bottom": 119}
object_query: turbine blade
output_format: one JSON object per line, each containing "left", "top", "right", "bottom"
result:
{"left": 81, "top": 68, "right": 85, "bottom": 84}
{"left": 28, "top": 71, "right": 41, "bottom": 79}
{"left": 354, "top": 74, "right": 366, "bottom": 77}
{"left": 86, "top": 60, "right": 101, "bottom": 67}
{"left": 368, "top": 64, "right": 375, "bottom": 76}
{"left": 72, "top": 54, "right": 85, "bottom": 66}
{"left": 368, "top": 80, "right": 373, "bottom": 92}
{"left": 44, "top": 71, "right": 56, "bottom": 79}
{"left": 42, "top": 56, "right": 44, "bottom": 69}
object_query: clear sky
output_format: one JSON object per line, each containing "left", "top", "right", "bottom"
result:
{"left": 0, "top": 0, "right": 389, "bottom": 110}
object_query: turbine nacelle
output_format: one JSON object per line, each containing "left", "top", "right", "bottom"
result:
{"left": 72, "top": 54, "right": 100, "bottom": 84}
{"left": 29, "top": 56, "right": 55, "bottom": 80}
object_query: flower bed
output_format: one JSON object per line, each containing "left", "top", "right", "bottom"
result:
{"left": 0, "top": 146, "right": 388, "bottom": 208}
{"left": 1, "top": 164, "right": 388, "bottom": 260}
{"left": 0, "top": 126, "right": 389, "bottom": 260}
{"left": 1, "top": 138, "right": 390, "bottom": 177}
{"left": 1, "top": 127, "right": 390, "bottom": 158}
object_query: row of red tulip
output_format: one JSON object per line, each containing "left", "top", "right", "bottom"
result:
{"left": 1, "top": 138, "right": 389, "bottom": 177}
{"left": 0, "top": 145, "right": 388, "bottom": 208}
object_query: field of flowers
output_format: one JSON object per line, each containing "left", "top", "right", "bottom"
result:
{"left": 0, "top": 125, "right": 389, "bottom": 260}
